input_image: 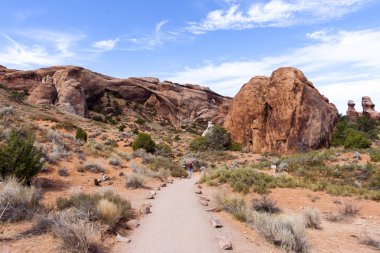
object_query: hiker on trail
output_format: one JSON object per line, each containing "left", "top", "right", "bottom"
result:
{"left": 187, "top": 162, "right": 193, "bottom": 178}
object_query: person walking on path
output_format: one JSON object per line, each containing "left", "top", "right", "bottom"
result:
{"left": 187, "top": 161, "right": 194, "bottom": 178}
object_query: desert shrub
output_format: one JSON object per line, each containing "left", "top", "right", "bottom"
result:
{"left": 332, "top": 116, "right": 377, "bottom": 148}
{"left": 118, "top": 124, "right": 126, "bottom": 132}
{"left": 189, "top": 125, "right": 232, "bottom": 151}
{"left": 52, "top": 208, "right": 100, "bottom": 253}
{"left": 0, "top": 178, "right": 41, "bottom": 222}
{"left": 360, "top": 233, "right": 380, "bottom": 250}
{"left": 132, "top": 133, "right": 155, "bottom": 153}
{"left": 229, "top": 142, "right": 242, "bottom": 151}
{"left": 369, "top": 148, "right": 380, "bottom": 162}
{"left": 75, "top": 127, "right": 88, "bottom": 142}
{"left": 135, "top": 118, "right": 145, "bottom": 125}
{"left": 214, "top": 191, "right": 251, "bottom": 222}
{"left": 155, "top": 142, "right": 172, "bottom": 157}
{"left": 125, "top": 173, "right": 145, "bottom": 189}
{"left": 339, "top": 201, "right": 361, "bottom": 216}
{"left": 54, "top": 121, "right": 77, "bottom": 131}
{"left": 79, "top": 161, "right": 105, "bottom": 173}
{"left": 252, "top": 195, "right": 281, "bottom": 213}
{"left": 253, "top": 213, "right": 309, "bottom": 253}
{"left": 149, "top": 157, "right": 187, "bottom": 178}
{"left": 132, "top": 148, "right": 155, "bottom": 164}
{"left": 0, "top": 130, "right": 43, "bottom": 183}
{"left": 303, "top": 207, "right": 321, "bottom": 229}
{"left": 344, "top": 129, "right": 371, "bottom": 149}
{"left": 0, "top": 106, "right": 14, "bottom": 116}
{"left": 174, "top": 135, "right": 180, "bottom": 141}
{"left": 47, "top": 143, "right": 69, "bottom": 164}
{"left": 56, "top": 190, "right": 134, "bottom": 227}
{"left": 108, "top": 156, "right": 121, "bottom": 166}
{"left": 58, "top": 168, "right": 69, "bottom": 177}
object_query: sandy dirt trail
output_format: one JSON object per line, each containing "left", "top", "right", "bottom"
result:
{"left": 115, "top": 176, "right": 223, "bottom": 253}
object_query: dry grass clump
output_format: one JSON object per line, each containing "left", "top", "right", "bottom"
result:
{"left": 0, "top": 178, "right": 41, "bottom": 222}
{"left": 58, "top": 168, "right": 69, "bottom": 177}
{"left": 0, "top": 106, "right": 14, "bottom": 116}
{"left": 108, "top": 156, "right": 121, "bottom": 166}
{"left": 78, "top": 161, "right": 105, "bottom": 173}
{"left": 359, "top": 233, "right": 380, "bottom": 250}
{"left": 96, "top": 199, "right": 121, "bottom": 227}
{"left": 125, "top": 173, "right": 145, "bottom": 189}
{"left": 132, "top": 148, "right": 155, "bottom": 164}
{"left": 56, "top": 189, "right": 134, "bottom": 227}
{"left": 214, "top": 191, "right": 252, "bottom": 222}
{"left": 52, "top": 208, "right": 100, "bottom": 253}
{"left": 252, "top": 195, "right": 281, "bottom": 214}
{"left": 303, "top": 207, "right": 321, "bottom": 229}
{"left": 253, "top": 213, "right": 309, "bottom": 253}
{"left": 339, "top": 201, "right": 361, "bottom": 216}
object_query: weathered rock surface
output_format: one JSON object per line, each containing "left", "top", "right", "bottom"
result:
{"left": 224, "top": 67, "right": 338, "bottom": 154}
{"left": 0, "top": 66, "right": 231, "bottom": 127}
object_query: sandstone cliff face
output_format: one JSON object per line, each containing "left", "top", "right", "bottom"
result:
{"left": 0, "top": 66, "right": 231, "bottom": 127}
{"left": 224, "top": 67, "right": 338, "bottom": 154}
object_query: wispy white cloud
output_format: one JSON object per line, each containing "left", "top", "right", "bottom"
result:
{"left": 187, "top": 0, "right": 372, "bottom": 34}
{"left": 0, "top": 29, "right": 85, "bottom": 68}
{"left": 166, "top": 28, "right": 380, "bottom": 113}
{"left": 11, "top": 9, "right": 44, "bottom": 23}
{"left": 92, "top": 38, "right": 119, "bottom": 52}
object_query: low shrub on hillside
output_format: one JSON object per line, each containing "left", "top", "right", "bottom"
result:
{"left": 108, "top": 156, "right": 121, "bottom": 166}
{"left": 132, "top": 133, "right": 156, "bottom": 153}
{"left": 56, "top": 189, "right": 134, "bottom": 227}
{"left": 190, "top": 125, "right": 233, "bottom": 151}
{"left": 303, "top": 207, "right": 321, "bottom": 229}
{"left": 252, "top": 195, "right": 281, "bottom": 214}
{"left": 332, "top": 116, "right": 377, "bottom": 148}
{"left": 0, "top": 129, "right": 43, "bottom": 184}
{"left": 78, "top": 161, "right": 105, "bottom": 173}
{"left": 75, "top": 127, "right": 88, "bottom": 142}
{"left": 149, "top": 157, "right": 187, "bottom": 178}
{"left": 0, "top": 178, "right": 41, "bottom": 222}
{"left": 155, "top": 142, "right": 172, "bottom": 157}
{"left": 125, "top": 173, "right": 145, "bottom": 189}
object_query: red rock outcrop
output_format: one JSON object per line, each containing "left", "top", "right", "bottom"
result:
{"left": 0, "top": 66, "right": 231, "bottom": 127}
{"left": 362, "top": 96, "right": 380, "bottom": 120}
{"left": 224, "top": 67, "right": 338, "bottom": 154}
{"left": 346, "top": 100, "right": 359, "bottom": 119}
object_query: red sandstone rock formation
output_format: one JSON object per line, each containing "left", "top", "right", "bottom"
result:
{"left": 0, "top": 66, "right": 231, "bottom": 127}
{"left": 346, "top": 100, "right": 359, "bottom": 119}
{"left": 362, "top": 96, "right": 380, "bottom": 120}
{"left": 224, "top": 67, "right": 338, "bottom": 154}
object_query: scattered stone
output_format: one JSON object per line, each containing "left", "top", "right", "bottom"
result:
{"left": 256, "top": 156, "right": 268, "bottom": 162}
{"left": 150, "top": 191, "right": 157, "bottom": 195}
{"left": 161, "top": 183, "right": 167, "bottom": 187}
{"left": 126, "top": 219, "right": 139, "bottom": 228}
{"left": 270, "top": 165, "right": 277, "bottom": 170}
{"left": 200, "top": 200, "right": 209, "bottom": 206}
{"left": 353, "top": 151, "right": 362, "bottom": 160}
{"left": 217, "top": 236, "right": 232, "bottom": 250}
{"left": 119, "top": 172, "right": 125, "bottom": 177}
{"left": 206, "top": 207, "right": 221, "bottom": 212}
{"left": 140, "top": 203, "right": 151, "bottom": 215}
{"left": 277, "top": 162, "right": 289, "bottom": 172}
{"left": 194, "top": 188, "right": 202, "bottom": 194}
{"left": 146, "top": 193, "right": 155, "bottom": 199}
{"left": 116, "top": 233, "right": 131, "bottom": 243}
{"left": 200, "top": 195, "right": 210, "bottom": 202}
{"left": 154, "top": 187, "right": 161, "bottom": 191}
{"left": 210, "top": 216, "right": 223, "bottom": 228}
{"left": 271, "top": 157, "right": 280, "bottom": 166}
{"left": 167, "top": 178, "right": 173, "bottom": 184}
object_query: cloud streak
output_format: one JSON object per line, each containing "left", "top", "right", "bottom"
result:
{"left": 166, "top": 28, "right": 380, "bottom": 113}
{"left": 187, "top": 0, "right": 372, "bottom": 34}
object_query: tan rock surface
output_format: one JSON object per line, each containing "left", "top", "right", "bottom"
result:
{"left": 224, "top": 67, "right": 338, "bottom": 154}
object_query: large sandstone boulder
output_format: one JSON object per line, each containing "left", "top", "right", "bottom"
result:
{"left": 224, "top": 67, "right": 338, "bottom": 154}
{"left": 27, "top": 76, "right": 57, "bottom": 105}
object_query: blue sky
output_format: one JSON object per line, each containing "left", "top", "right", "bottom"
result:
{"left": 1, "top": 0, "right": 380, "bottom": 113}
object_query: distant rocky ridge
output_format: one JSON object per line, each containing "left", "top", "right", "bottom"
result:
{"left": 346, "top": 96, "right": 380, "bottom": 120}
{"left": 0, "top": 65, "right": 231, "bottom": 127}
{"left": 224, "top": 67, "right": 339, "bottom": 154}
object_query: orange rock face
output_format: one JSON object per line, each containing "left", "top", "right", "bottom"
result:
{"left": 224, "top": 67, "right": 338, "bottom": 154}
{"left": 0, "top": 66, "right": 231, "bottom": 127}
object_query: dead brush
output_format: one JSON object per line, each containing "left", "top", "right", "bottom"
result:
{"left": 339, "top": 200, "right": 361, "bottom": 217}
{"left": 303, "top": 207, "right": 321, "bottom": 229}
{"left": 252, "top": 195, "right": 281, "bottom": 214}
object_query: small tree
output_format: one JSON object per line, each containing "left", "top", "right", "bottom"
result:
{"left": 75, "top": 127, "right": 87, "bottom": 142}
{"left": 189, "top": 125, "right": 233, "bottom": 151}
{"left": 132, "top": 133, "right": 156, "bottom": 153}
{"left": 0, "top": 130, "right": 43, "bottom": 184}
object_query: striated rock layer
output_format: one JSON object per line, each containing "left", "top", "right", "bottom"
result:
{"left": 0, "top": 66, "right": 231, "bottom": 127}
{"left": 224, "top": 67, "right": 338, "bottom": 154}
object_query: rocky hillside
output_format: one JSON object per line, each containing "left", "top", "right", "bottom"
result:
{"left": 224, "top": 67, "right": 339, "bottom": 154}
{"left": 0, "top": 65, "right": 231, "bottom": 129}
